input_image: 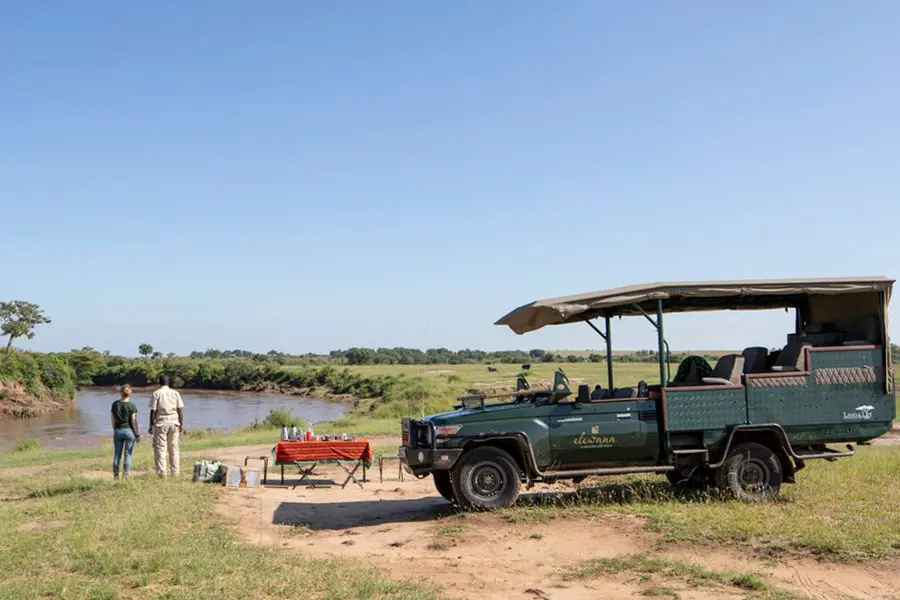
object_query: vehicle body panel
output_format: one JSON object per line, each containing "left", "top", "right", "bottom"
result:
{"left": 549, "top": 399, "right": 659, "bottom": 467}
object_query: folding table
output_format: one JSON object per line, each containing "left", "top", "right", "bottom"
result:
{"left": 272, "top": 439, "right": 374, "bottom": 489}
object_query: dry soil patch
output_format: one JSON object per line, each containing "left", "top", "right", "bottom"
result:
{"left": 212, "top": 461, "right": 900, "bottom": 599}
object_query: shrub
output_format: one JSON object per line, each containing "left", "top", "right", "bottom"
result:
{"left": 14, "top": 437, "right": 40, "bottom": 452}
{"left": 249, "top": 408, "right": 297, "bottom": 430}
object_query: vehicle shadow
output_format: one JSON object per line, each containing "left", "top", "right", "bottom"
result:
{"left": 272, "top": 497, "right": 456, "bottom": 531}
{"left": 516, "top": 480, "right": 730, "bottom": 507}
{"left": 517, "top": 479, "right": 793, "bottom": 507}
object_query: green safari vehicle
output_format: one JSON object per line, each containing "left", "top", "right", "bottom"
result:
{"left": 398, "top": 277, "right": 895, "bottom": 509}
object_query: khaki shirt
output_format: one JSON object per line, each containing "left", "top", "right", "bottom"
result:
{"left": 150, "top": 386, "right": 184, "bottom": 425}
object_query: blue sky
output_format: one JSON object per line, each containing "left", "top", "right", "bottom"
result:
{"left": 2, "top": 1, "right": 899, "bottom": 356}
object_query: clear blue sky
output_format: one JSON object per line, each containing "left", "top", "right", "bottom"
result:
{"left": 2, "top": 1, "right": 898, "bottom": 356}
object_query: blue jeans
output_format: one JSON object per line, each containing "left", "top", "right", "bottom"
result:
{"left": 113, "top": 428, "right": 136, "bottom": 478}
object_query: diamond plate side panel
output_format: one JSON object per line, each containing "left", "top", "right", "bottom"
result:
{"left": 665, "top": 388, "right": 747, "bottom": 432}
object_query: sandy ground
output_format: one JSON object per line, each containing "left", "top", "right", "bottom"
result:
{"left": 204, "top": 443, "right": 900, "bottom": 600}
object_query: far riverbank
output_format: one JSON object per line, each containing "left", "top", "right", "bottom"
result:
{"left": 0, "top": 388, "right": 348, "bottom": 451}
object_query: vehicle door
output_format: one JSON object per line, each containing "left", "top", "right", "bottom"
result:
{"left": 549, "top": 398, "right": 659, "bottom": 468}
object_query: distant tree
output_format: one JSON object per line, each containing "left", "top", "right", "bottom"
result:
{"left": 0, "top": 300, "right": 51, "bottom": 356}
{"left": 151, "top": 351, "right": 163, "bottom": 360}
{"left": 138, "top": 343, "right": 154, "bottom": 358}
{"left": 529, "top": 349, "right": 545, "bottom": 359}
{"left": 345, "top": 347, "right": 375, "bottom": 365}
{"left": 67, "top": 347, "right": 105, "bottom": 386}
{"left": 166, "top": 352, "right": 175, "bottom": 358}
{"left": 588, "top": 353, "right": 604, "bottom": 363}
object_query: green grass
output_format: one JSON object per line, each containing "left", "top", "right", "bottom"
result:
{"left": 0, "top": 474, "right": 439, "bottom": 600}
{"left": 434, "top": 524, "right": 466, "bottom": 537}
{"left": 13, "top": 436, "right": 40, "bottom": 452}
{"left": 504, "top": 445, "right": 900, "bottom": 560}
{"left": 564, "top": 553, "right": 806, "bottom": 599}
{"left": 331, "top": 362, "right": 661, "bottom": 392}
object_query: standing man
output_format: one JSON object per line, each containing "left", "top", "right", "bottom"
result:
{"left": 149, "top": 375, "right": 184, "bottom": 477}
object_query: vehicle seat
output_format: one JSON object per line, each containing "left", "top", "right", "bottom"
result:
{"left": 843, "top": 315, "right": 879, "bottom": 346}
{"left": 702, "top": 354, "right": 745, "bottom": 385}
{"left": 577, "top": 384, "right": 590, "bottom": 403}
{"left": 589, "top": 385, "right": 608, "bottom": 401}
{"left": 741, "top": 347, "right": 769, "bottom": 373}
{"left": 613, "top": 387, "right": 637, "bottom": 399}
{"left": 771, "top": 340, "right": 811, "bottom": 372}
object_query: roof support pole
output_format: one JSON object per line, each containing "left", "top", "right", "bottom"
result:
{"left": 634, "top": 303, "right": 671, "bottom": 386}
{"left": 605, "top": 315, "right": 614, "bottom": 389}
{"left": 585, "top": 318, "right": 615, "bottom": 389}
{"left": 585, "top": 319, "right": 607, "bottom": 341}
{"left": 657, "top": 299, "right": 667, "bottom": 388}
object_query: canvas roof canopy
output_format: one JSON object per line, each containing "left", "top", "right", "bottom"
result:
{"left": 495, "top": 277, "right": 894, "bottom": 335}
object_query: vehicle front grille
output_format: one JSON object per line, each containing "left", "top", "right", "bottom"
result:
{"left": 401, "top": 418, "right": 432, "bottom": 449}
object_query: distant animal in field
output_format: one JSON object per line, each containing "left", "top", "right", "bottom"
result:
{"left": 521, "top": 363, "right": 531, "bottom": 371}
{"left": 487, "top": 366, "right": 499, "bottom": 372}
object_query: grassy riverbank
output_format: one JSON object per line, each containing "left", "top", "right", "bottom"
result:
{"left": 0, "top": 415, "right": 400, "bottom": 470}
{"left": 0, "top": 352, "right": 77, "bottom": 418}
{"left": 90, "top": 359, "right": 663, "bottom": 419}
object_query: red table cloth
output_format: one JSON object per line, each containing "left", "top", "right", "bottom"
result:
{"left": 273, "top": 439, "right": 374, "bottom": 466}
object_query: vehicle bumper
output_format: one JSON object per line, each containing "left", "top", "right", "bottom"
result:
{"left": 398, "top": 446, "right": 463, "bottom": 474}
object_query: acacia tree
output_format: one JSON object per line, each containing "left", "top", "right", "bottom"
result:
{"left": 138, "top": 343, "right": 154, "bottom": 358}
{"left": 0, "top": 301, "right": 51, "bottom": 356}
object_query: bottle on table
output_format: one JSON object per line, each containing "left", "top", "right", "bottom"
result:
{"left": 289, "top": 423, "right": 298, "bottom": 441}
{"left": 280, "top": 425, "right": 288, "bottom": 441}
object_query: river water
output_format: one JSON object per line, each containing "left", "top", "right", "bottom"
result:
{"left": 0, "top": 388, "right": 348, "bottom": 450}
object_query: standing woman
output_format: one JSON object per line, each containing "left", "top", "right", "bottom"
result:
{"left": 111, "top": 384, "right": 141, "bottom": 479}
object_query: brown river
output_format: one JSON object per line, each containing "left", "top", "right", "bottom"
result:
{"left": 0, "top": 388, "right": 348, "bottom": 450}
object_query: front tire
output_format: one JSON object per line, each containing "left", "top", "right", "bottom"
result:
{"left": 715, "top": 442, "right": 782, "bottom": 501}
{"left": 432, "top": 471, "right": 456, "bottom": 503}
{"left": 451, "top": 446, "right": 521, "bottom": 510}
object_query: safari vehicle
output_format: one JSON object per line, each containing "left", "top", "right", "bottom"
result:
{"left": 398, "top": 277, "right": 895, "bottom": 509}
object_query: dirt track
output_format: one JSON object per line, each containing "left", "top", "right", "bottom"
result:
{"left": 209, "top": 443, "right": 900, "bottom": 600}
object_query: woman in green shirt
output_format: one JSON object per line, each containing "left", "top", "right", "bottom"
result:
{"left": 111, "top": 384, "right": 141, "bottom": 479}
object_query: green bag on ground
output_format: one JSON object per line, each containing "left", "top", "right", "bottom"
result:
{"left": 192, "top": 460, "right": 222, "bottom": 483}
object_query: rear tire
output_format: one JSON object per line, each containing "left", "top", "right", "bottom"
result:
{"left": 715, "top": 442, "right": 782, "bottom": 501}
{"left": 451, "top": 446, "right": 521, "bottom": 510}
{"left": 432, "top": 471, "right": 456, "bottom": 503}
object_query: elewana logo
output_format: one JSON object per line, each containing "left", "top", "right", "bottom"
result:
{"left": 573, "top": 433, "right": 616, "bottom": 447}
{"left": 842, "top": 405, "right": 875, "bottom": 421}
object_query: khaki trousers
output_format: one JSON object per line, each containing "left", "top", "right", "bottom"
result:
{"left": 152, "top": 423, "right": 180, "bottom": 476}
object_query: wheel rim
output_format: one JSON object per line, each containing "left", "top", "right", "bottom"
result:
{"left": 737, "top": 458, "right": 770, "bottom": 494}
{"left": 470, "top": 462, "right": 504, "bottom": 499}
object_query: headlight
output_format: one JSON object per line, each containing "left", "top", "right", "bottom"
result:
{"left": 435, "top": 425, "right": 462, "bottom": 436}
